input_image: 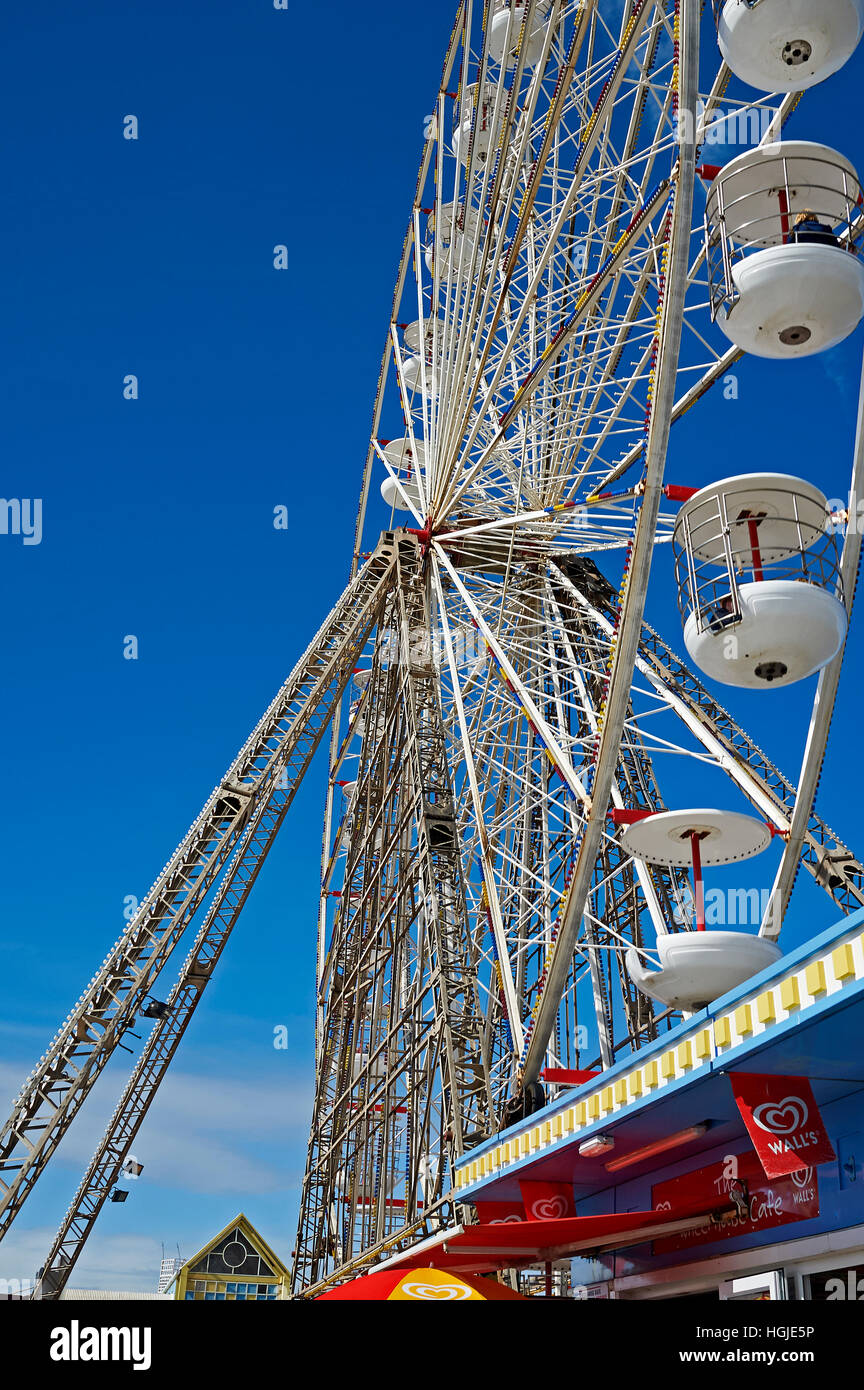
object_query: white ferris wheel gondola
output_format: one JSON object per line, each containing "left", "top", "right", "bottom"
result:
{"left": 380, "top": 475, "right": 425, "bottom": 511}
{"left": 619, "top": 809, "right": 782, "bottom": 1012}
{"left": 626, "top": 929, "right": 784, "bottom": 1012}
{"left": 401, "top": 318, "right": 443, "bottom": 394}
{"left": 487, "top": 0, "right": 553, "bottom": 70}
{"left": 452, "top": 84, "right": 505, "bottom": 167}
{"left": 673, "top": 473, "right": 848, "bottom": 688}
{"left": 705, "top": 141, "right": 864, "bottom": 359}
{"left": 715, "top": 0, "right": 864, "bottom": 93}
{"left": 402, "top": 319, "right": 440, "bottom": 355}
{"left": 424, "top": 202, "right": 485, "bottom": 283}
{"left": 379, "top": 437, "right": 427, "bottom": 512}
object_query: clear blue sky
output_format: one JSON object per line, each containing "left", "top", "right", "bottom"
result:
{"left": 1, "top": 1, "right": 863, "bottom": 1292}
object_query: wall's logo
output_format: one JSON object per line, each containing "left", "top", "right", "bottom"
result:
{"left": 752, "top": 1096, "right": 809, "bottom": 1136}
{"left": 730, "top": 1073, "right": 835, "bottom": 1176}
{"left": 530, "top": 1195, "right": 568, "bottom": 1221}
{"left": 790, "top": 1167, "right": 815, "bottom": 1190}
{"left": 400, "top": 1281, "right": 472, "bottom": 1301}
{"left": 489, "top": 1213, "right": 523, "bottom": 1225}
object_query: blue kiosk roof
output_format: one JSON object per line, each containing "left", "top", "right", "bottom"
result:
{"left": 454, "top": 909, "right": 864, "bottom": 1207}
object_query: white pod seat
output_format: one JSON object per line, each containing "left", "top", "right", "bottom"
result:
{"left": 674, "top": 474, "right": 847, "bottom": 688}
{"left": 402, "top": 355, "right": 427, "bottom": 392}
{"left": 380, "top": 474, "right": 424, "bottom": 512}
{"left": 626, "top": 931, "right": 782, "bottom": 1012}
{"left": 382, "top": 437, "right": 427, "bottom": 472}
{"left": 683, "top": 578, "right": 847, "bottom": 687}
{"left": 717, "top": 0, "right": 864, "bottom": 93}
{"left": 488, "top": 1, "right": 552, "bottom": 69}
{"left": 706, "top": 142, "right": 864, "bottom": 359}
{"left": 725, "top": 243, "right": 864, "bottom": 358}
{"left": 452, "top": 84, "right": 501, "bottom": 167}
{"left": 402, "top": 319, "right": 443, "bottom": 395}
{"left": 425, "top": 203, "right": 483, "bottom": 283}
{"left": 403, "top": 319, "right": 441, "bottom": 354}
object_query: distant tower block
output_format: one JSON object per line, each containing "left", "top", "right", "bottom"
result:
{"left": 705, "top": 142, "right": 864, "bottom": 359}
{"left": 716, "top": 0, "right": 864, "bottom": 92}
{"left": 157, "top": 1256, "right": 183, "bottom": 1296}
{"left": 673, "top": 474, "right": 847, "bottom": 689}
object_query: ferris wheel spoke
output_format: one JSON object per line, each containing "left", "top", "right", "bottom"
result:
{"left": 440, "top": 179, "right": 674, "bottom": 519}
{"left": 432, "top": 551, "right": 683, "bottom": 1071}
{"left": 518, "top": 0, "right": 702, "bottom": 1085}
{"left": 435, "top": 4, "right": 659, "bottom": 514}
{"left": 431, "top": 553, "right": 525, "bottom": 1053}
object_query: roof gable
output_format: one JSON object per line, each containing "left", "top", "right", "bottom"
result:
{"left": 183, "top": 1214, "right": 287, "bottom": 1280}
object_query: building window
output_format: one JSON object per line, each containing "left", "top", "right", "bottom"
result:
{"left": 188, "top": 1228, "right": 277, "bottom": 1280}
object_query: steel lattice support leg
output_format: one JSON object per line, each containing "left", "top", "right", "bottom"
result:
{"left": 0, "top": 536, "right": 397, "bottom": 1247}
{"left": 292, "top": 535, "right": 492, "bottom": 1294}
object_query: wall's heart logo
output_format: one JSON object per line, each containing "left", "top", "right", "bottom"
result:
{"left": 531, "top": 1195, "right": 569, "bottom": 1220}
{"left": 790, "top": 1167, "right": 814, "bottom": 1189}
{"left": 730, "top": 1073, "right": 835, "bottom": 1177}
{"left": 655, "top": 1200, "right": 672, "bottom": 1212}
{"left": 489, "top": 1214, "right": 523, "bottom": 1225}
{"left": 400, "top": 1282, "right": 472, "bottom": 1301}
{"left": 752, "top": 1096, "right": 808, "bottom": 1135}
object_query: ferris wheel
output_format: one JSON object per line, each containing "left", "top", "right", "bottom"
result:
{"left": 293, "top": 0, "right": 864, "bottom": 1287}
{"left": 3, "top": 0, "right": 864, "bottom": 1301}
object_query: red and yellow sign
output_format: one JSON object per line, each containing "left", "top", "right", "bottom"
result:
{"left": 317, "top": 1268, "right": 528, "bottom": 1301}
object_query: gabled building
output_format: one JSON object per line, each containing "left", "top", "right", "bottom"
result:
{"left": 169, "top": 1214, "right": 289, "bottom": 1301}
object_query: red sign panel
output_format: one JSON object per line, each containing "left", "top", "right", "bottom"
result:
{"left": 518, "top": 1180, "right": 576, "bottom": 1222}
{"left": 730, "top": 1072, "right": 837, "bottom": 1177}
{"left": 474, "top": 1200, "right": 525, "bottom": 1225}
{"left": 652, "top": 1149, "right": 819, "bottom": 1254}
